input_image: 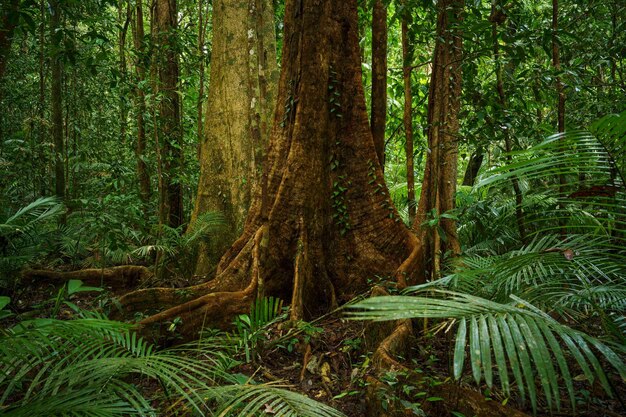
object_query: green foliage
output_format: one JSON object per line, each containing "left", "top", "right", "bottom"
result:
{"left": 234, "top": 296, "right": 285, "bottom": 363}
{"left": 206, "top": 384, "right": 345, "bottom": 417}
{"left": 0, "top": 299, "right": 345, "bottom": 417}
{"left": 349, "top": 291, "right": 626, "bottom": 413}
{"left": 0, "top": 311, "right": 222, "bottom": 416}
{"left": 354, "top": 115, "right": 626, "bottom": 413}
{"left": 0, "top": 197, "right": 63, "bottom": 289}
{"left": 134, "top": 211, "right": 225, "bottom": 279}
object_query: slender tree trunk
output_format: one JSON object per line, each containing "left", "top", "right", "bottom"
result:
{"left": 462, "top": 148, "right": 483, "bottom": 187}
{"left": 552, "top": 0, "right": 565, "bottom": 135}
{"left": 50, "top": 0, "right": 65, "bottom": 202}
{"left": 119, "top": 0, "right": 130, "bottom": 146}
{"left": 118, "top": 0, "right": 421, "bottom": 340}
{"left": 189, "top": 0, "right": 279, "bottom": 275}
{"left": 0, "top": 0, "right": 19, "bottom": 82}
{"left": 491, "top": 2, "right": 525, "bottom": 241}
{"left": 402, "top": 10, "right": 416, "bottom": 222}
{"left": 413, "top": 0, "right": 464, "bottom": 281}
{"left": 552, "top": 0, "right": 567, "bottom": 233}
{"left": 196, "top": 0, "right": 207, "bottom": 159}
{"left": 370, "top": 0, "right": 387, "bottom": 169}
{"left": 0, "top": 0, "right": 17, "bottom": 147}
{"left": 154, "top": 0, "right": 183, "bottom": 228}
{"left": 38, "top": 0, "right": 47, "bottom": 196}
{"left": 133, "top": 0, "right": 151, "bottom": 205}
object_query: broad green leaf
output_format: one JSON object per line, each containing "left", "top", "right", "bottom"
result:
{"left": 453, "top": 318, "right": 467, "bottom": 380}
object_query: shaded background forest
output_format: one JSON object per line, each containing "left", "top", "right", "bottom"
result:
{"left": 1, "top": 0, "right": 623, "bottom": 271}
{"left": 1, "top": 0, "right": 626, "bottom": 416}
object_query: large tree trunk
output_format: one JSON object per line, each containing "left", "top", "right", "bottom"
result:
{"left": 154, "top": 0, "right": 183, "bottom": 228}
{"left": 117, "top": 0, "right": 421, "bottom": 341}
{"left": 188, "top": 0, "right": 279, "bottom": 276}
{"left": 50, "top": 0, "right": 65, "bottom": 202}
{"left": 413, "top": 0, "right": 464, "bottom": 281}
{"left": 133, "top": 0, "right": 151, "bottom": 206}
{"left": 370, "top": 0, "right": 387, "bottom": 169}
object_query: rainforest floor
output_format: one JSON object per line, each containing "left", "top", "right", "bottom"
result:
{"left": 10, "top": 275, "right": 626, "bottom": 417}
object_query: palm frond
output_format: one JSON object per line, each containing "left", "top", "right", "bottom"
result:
{"left": 0, "top": 197, "right": 63, "bottom": 237}
{"left": 207, "top": 384, "right": 346, "bottom": 417}
{"left": 1, "top": 317, "right": 224, "bottom": 416}
{"left": 349, "top": 290, "right": 626, "bottom": 413}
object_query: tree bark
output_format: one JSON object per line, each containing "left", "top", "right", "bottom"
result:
{"left": 402, "top": 8, "right": 416, "bottom": 222}
{"left": 196, "top": 0, "right": 208, "bottom": 159}
{"left": 370, "top": 0, "right": 387, "bottom": 169}
{"left": 24, "top": 266, "right": 151, "bottom": 288}
{"left": 413, "top": 0, "right": 464, "bottom": 281}
{"left": 38, "top": 0, "right": 47, "bottom": 196}
{"left": 118, "top": 1, "right": 130, "bottom": 147}
{"left": 552, "top": 0, "right": 567, "bottom": 233}
{"left": 462, "top": 148, "right": 483, "bottom": 187}
{"left": 552, "top": 0, "right": 565, "bottom": 135}
{"left": 133, "top": 0, "right": 151, "bottom": 206}
{"left": 154, "top": 0, "right": 183, "bottom": 228}
{"left": 117, "top": 0, "right": 421, "bottom": 342}
{"left": 50, "top": 0, "right": 65, "bottom": 202}
{"left": 188, "top": 0, "right": 279, "bottom": 276}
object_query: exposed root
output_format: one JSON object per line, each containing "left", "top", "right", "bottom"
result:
{"left": 392, "top": 232, "right": 422, "bottom": 287}
{"left": 365, "top": 287, "right": 530, "bottom": 417}
{"left": 427, "top": 383, "right": 530, "bottom": 417}
{"left": 114, "top": 236, "right": 257, "bottom": 317}
{"left": 124, "top": 229, "right": 265, "bottom": 342}
{"left": 23, "top": 266, "right": 151, "bottom": 288}
{"left": 371, "top": 319, "right": 413, "bottom": 372}
{"left": 138, "top": 283, "right": 256, "bottom": 342}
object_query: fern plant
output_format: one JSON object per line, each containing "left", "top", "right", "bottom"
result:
{"left": 133, "top": 211, "right": 226, "bottom": 281}
{"left": 351, "top": 112, "right": 626, "bottom": 414}
{"left": 0, "top": 197, "right": 63, "bottom": 290}
{"left": 234, "top": 296, "right": 286, "bottom": 363}
{"left": 0, "top": 302, "right": 344, "bottom": 417}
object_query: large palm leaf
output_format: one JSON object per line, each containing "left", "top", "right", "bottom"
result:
{"left": 0, "top": 311, "right": 345, "bottom": 417}
{"left": 349, "top": 291, "right": 626, "bottom": 413}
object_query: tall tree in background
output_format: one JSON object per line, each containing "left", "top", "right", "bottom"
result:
{"left": 0, "top": 0, "right": 19, "bottom": 82}
{"left": 118, "top": 1, "right": 130, "bottom": 146}
{"left": 133, "top": 0, "right": 151, "bottom": 206}
{"left": 50, "top": 0, "right": 65, "bottom": 201}
{"left": 552, "top": 0, "right": 567, "bottom": 217}
{"left": 188, "top": 0, "right": 279, "bottom": 275}
{"left": 491, "top": 0, "right": 525, "bottom": 240}
{"left": 401, "top": 4, "right": 416, "bottom": 221}
{"left": 119, "top": 0, "right": 421, "bottom": 337}
{"left": 37, "top": 0, "right": 47, "bottom": 195}
{"left": 196, "top": 0, "right": 208, "bottom": 157}
{"left": 154, "top": 0, "right": 183, "bottom": 228}
{"left": 552, "top": 0, "right": 565, "bottom": 134}
{"left": 370, "top": 0, "right": 387, "bottom": 169}
{"left": 414, "top": 0, "right": 464, "bottom": 280}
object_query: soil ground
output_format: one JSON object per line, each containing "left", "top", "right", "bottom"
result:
{"left": 6, "top": 275, "right": 626, "bottom": 417}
